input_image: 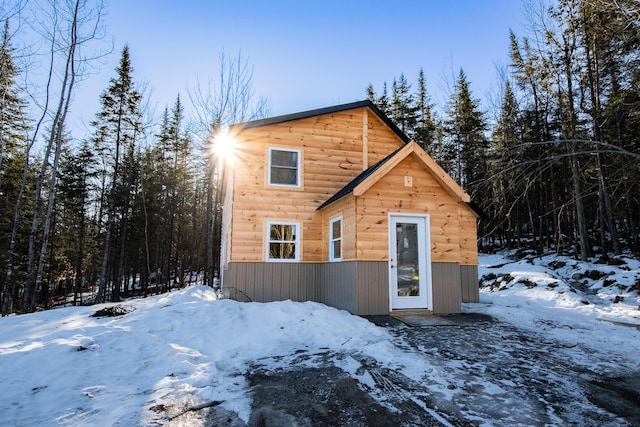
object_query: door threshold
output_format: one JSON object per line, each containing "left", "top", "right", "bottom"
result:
{"left": 390, "top": 309, "right": 433, "bottom": 316}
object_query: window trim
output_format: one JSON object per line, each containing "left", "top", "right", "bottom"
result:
{"left": 329, "top": 216, "right": 342, "bottom": 262}
{"left": 266, "top": 221, "right": 300, "bottom": 262}
{"left": 268, "top": 147, "right": 302, "bottom": 188}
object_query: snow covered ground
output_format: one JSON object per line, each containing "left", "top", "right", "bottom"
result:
{"left": 0, "top": 251, "right": 638, "bottom": 426}
{"left": 475, "top": 251, "right": 640, "bottom": 367}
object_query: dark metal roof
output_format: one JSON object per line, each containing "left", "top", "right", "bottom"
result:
{"left": 317, "top": 145, "right": 405, "bottom": 210}
{"left": 236, "top": 99, "right": 411, "bottom": 143}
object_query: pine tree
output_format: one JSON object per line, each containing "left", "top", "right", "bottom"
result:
{"left": 444, "top": 69, "right": 488, "bottom": 193}
{"left": 366, "top": 84, "right": 376, "bottom": 103}
{"left": 92, "top": 46, "right": 143, "bottom": 303}
{"left": 377, "top": 82, "right": 390, "bottom": 115}
{"left": 0, "top": 21, "right": 28, "bottom": 189}
{"left": 390, "top": 74, "right": 418, "bottom": 136}
{"left": 488, "top": 80, "right": 524, "bottom": 248}
{"left": 0, "top": 20, "right": 31, "bottom": 315}
{"left": 414, "top": 68, "right": 437, "bottom": 152}
{"left": 58, "top": 141, "right": 94, "bottom": 305}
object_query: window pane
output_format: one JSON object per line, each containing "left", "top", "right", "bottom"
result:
{"left": 332, "top": 240, "right": 341, "bottom": 258}
{"left": 331, "top": 220, "right": 341, "bottom": 239}
{"left": 270, "top": 224, "right": 282, "bottom": 240}
{"left": 270, "top": 242, "right": 296, "bottom": 259}
{"left": 271, "top": 150, "right": 297, "bottom": 167}
{"left": 270, "top": 224, "right": 295, "bottom": 241}
{"left": 270, "top": 149, "right": 299, "bottom": 186}
{"left": 271, "top": 167, "right": 297, "bottom": 185}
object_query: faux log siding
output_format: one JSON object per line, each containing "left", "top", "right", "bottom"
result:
{"left": 355, "top": 155, "right": 467, "bottom": 263}
{"left": 224, "top": 263, "right": 319, "bottom": 303}
{"left": 431, "top": 262, "right": 463, "bottom": 314}
{"left": 356, "top": 262, "right": 389, "bottom": 315}
{"left": 229, "top": 108, "right": 403, "bottom": 263}
{"left": 460, "top": 264, "right": 479, "bottom": 303}
{"left": 458, "top": 204, "right": 479, "bottom": 265}
{"left": 319, "top": 194, "right": 356, "bottom": 262}
{"left": 365, "top": 112, "right": 407, "bottom": 166}
{"left": 319, "top": 261, "right": 358, "bottom": 314}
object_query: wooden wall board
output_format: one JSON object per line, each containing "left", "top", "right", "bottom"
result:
{"left": 226, "top": 105, "right": 477, "bottom": 267}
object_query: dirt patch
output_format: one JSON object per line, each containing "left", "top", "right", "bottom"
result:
{"left": 587, "top": 374, "right": 640, "bottom": 426}
{"left": 246, "top": 366, "right": 434, "bottom": 427}
{"left": 90, "top": 304, "right": 135, "bottom": 317}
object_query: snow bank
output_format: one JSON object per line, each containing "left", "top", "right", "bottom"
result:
{"left": 0, "top": 286, "right": 389, "bottom": 425}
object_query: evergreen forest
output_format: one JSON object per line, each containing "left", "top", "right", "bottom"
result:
{"left": 1, "top": 0, "right": 639, "bottom": 315}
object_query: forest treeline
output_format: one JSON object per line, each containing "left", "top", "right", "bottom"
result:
{"left": 367, "top": 0, "right": 640, "bottom": 262}
{"left": 0, "top": 0, "right": 268, "bottom": 314}
{"left": 1, "top": 0, "right": 639, "bottom": 315}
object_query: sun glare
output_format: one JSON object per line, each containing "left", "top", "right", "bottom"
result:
{"left": 212, "top": 128, "right": 236, "bottom": 164}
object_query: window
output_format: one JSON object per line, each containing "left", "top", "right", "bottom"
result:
{"left": 330, "top": 217, "right": 342, "bottom": 262}
{"left": 269, "top": 148, "right": 300, "bottom": 187}
{"left": 267, "top": 222, "right": 300, "bottom": 262}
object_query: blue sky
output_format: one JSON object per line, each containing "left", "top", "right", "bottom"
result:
{"left": 71, "top": 0, "right": 526, "bottom": 132}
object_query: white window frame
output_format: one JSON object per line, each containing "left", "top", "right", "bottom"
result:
{"left": 329, "top": 216, "right": 342, "bottom": 262}
{"left": 266, "top": 221, "right": 300, "bottom": 262}
{"left": 268, "top": 147, "right": 301, "bottom": 187}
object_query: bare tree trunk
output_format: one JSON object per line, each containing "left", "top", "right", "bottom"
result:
{"left": 21, "top": 0, "right": 104, "bottom": 312}
{"left": 569, "top": 144, "right": 590, "bottom": 261}
{"left": 73, "top": 185, "right": 85, "bottom": 305}
{"left": 205, "top": 167, "right": 214, "bottom": 287}
{"left": 33, "top": 3, "right": 80, "bottom": 308}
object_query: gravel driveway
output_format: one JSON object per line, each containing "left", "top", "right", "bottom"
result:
{"left": 205, "top": 313, "right": 639, "bottom": 426}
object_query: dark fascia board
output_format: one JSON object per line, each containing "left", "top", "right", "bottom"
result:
{"left": 234, "top": 99, "right": 411, "bottom": 143}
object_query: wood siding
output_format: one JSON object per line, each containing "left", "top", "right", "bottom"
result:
{"left": 355, "top": 155, "right": 474, "bottom": 263}
{"left": 431, "top": 262, "right": 463, "bottom": 314}
{"left": 221, "top": 103, "right": 479, "bottom": 315}
{"left": 320, "top": 194, "right": 356, "bottom": 261}
{"left": 228, "top": 108, "right": 403, "bottom": 263}
{"left": 460, "top": 264, "right": 479, "bottom": 303}
{"left": 458, "top": 204, "right": 479, "bottom": 265}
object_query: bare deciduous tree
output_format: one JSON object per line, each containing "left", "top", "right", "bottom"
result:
{"left": 188, "top": 50, "right": 270, "bottom": 286}
{"left": 17, "top": 0, "right": 106, "bottom": 312}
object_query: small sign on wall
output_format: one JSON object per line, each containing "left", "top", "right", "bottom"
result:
{"left": 404, "top": 175, "right": 413, "bottom": 187}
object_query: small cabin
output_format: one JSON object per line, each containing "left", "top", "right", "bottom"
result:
{"left": 219, "top": 100, "right": 479, "bottom": 315}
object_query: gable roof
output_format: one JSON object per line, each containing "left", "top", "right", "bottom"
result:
{"left": 236, "top": 100, "right": 411, "bottom": 143}
{"left": 318, "top": 141, "right": 477, "bottom": 216}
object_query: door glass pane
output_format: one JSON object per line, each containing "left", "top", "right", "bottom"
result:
{"left": 396, "top": 222, "right": 420, "bottom": 297}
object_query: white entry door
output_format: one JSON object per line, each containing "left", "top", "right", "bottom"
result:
{"left": 389, "top": 215, "right": 431, "bottom": 310}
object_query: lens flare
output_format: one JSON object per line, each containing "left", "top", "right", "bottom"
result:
{"left": 211, "top": 128, "right": 236, "bottom": 164}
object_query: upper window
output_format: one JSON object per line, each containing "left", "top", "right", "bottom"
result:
{"left": 269, "top": 148, "right": 300, "bottom": 187}
{"left": 330, "top": 217, "right": 342, "bottom": 262}
{"left": 267, "top": 222, "right": 300, "bottom": 262}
